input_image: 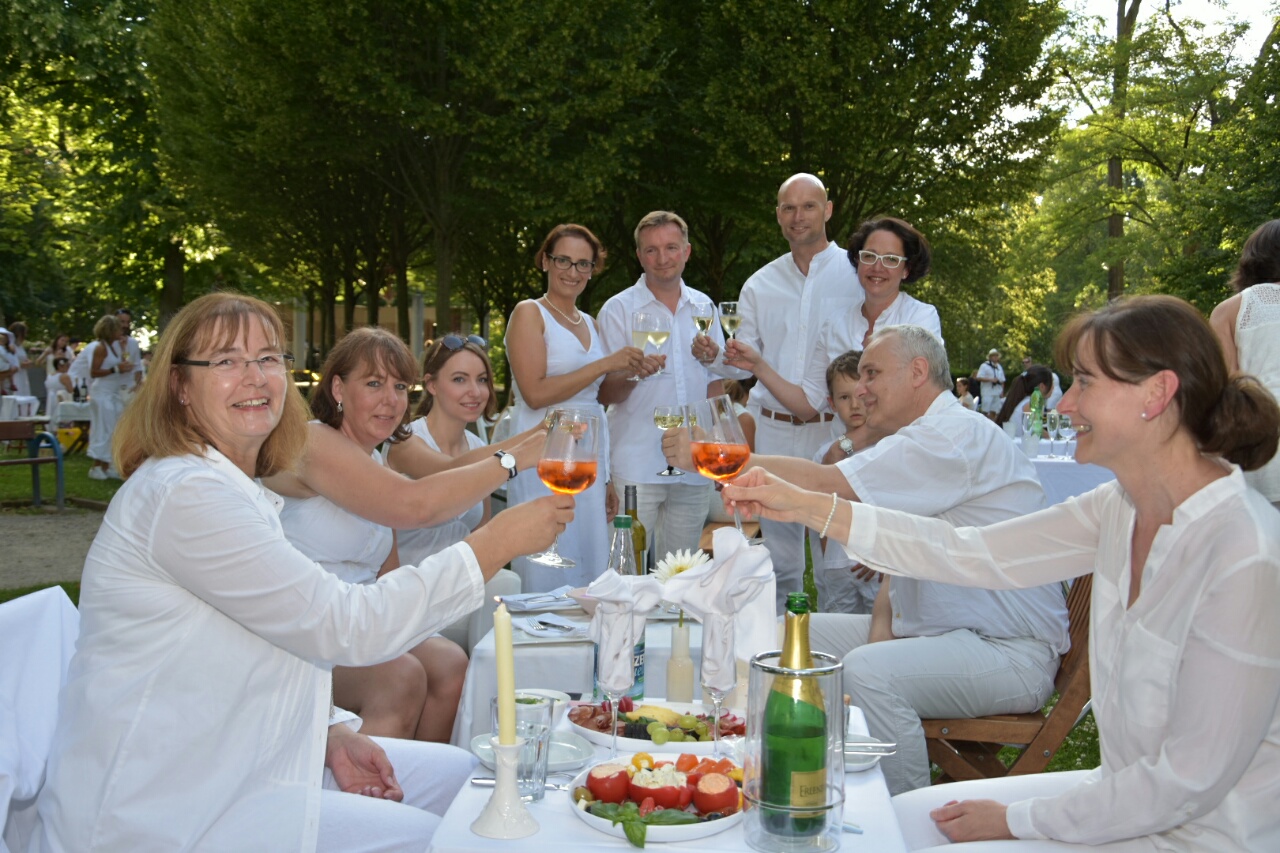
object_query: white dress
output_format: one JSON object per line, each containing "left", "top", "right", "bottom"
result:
{"left": 85, "top": 341, "right": 123, "bottom": 465}
{"left": 504, "top": 301, "right": 611, "bottom": 590}
{"left": 1236, "top": 283, "right": 1280, "bottom": 502}
{"left": 388, "top": 419, "right": 487, "bottom": 565}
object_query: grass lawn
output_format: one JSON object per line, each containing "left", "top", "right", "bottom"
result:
{"left": 0, "top": 444, "right": 123, "bottom": 505}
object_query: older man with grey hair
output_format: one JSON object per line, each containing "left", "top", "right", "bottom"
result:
{"left": 663, "top": 324, "right": 1068, "bottom": 795}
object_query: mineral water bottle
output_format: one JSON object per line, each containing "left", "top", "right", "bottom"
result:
{"left": 760, "top": 591, "right": 827, "bottom": 837}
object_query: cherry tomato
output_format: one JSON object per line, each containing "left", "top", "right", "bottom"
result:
{"left": 686, "top": 758, "right": 718, "bottom": 787}
{"left": 618, "top": 695, "right": 635, "bottom": 713}
{"left": 586, "top": 763, "right": 632, "bottom": 804}
{"left": 638, "top": 796, "right": 656, "bottom": 817}
{"left": 693, "top": 773, "right": 739, "bottom": 815}
{"left": 712, "top": 758, "right": 735, "bottom": 775}
{"left": 628, "top": 779, "right": 691, "bottom": 810}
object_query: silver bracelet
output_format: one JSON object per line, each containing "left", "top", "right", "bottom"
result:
{"left": 818, "top": 492, "right": 839, "bottom": 538}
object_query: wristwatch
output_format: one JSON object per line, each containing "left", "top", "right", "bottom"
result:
{"left": 493, "top": 450, "right": 518, "bottom": 479}
{"left": 837, "top": 436, "right": 855, "bottom": 456}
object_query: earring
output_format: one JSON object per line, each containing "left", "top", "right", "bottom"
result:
{"left": 337, "top": 400, "right": 343, "bottom": 413}
{"left": 1140, "top": 411, "right": 1148, "bottom": 420}
{"left": 180, "top": 398, "right": 188, "bottom": 406}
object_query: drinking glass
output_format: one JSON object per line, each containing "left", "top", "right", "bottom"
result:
{"left": 718, "top": 301, "right": 741, "bottom": 341}
{"left": 528, "top": 410, "right": 599, "bottom": 567}
{"left": 691, "top": 301, "right": 715, "bottom": 338}
{"left": 489, "top": 694, "right": 554, "bottom": 801}
{"left": 1057, "top": 414, "right": 1077, "bottom": 458}
{"left": 1045, "top": 411, "right": 1062, "bottom": 457}
{"left": 688, "top": 395, "right": 757, "bottom": 542}
{"left": 632, "top": 310, "right": 670, "bottom": 379}
{"left": 653, "top": 405, "right": 686, "bottom": 477}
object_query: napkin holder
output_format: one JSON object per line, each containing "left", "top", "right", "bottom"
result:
{"left": 470, "top": 736, "right": 539, "bottom": 839}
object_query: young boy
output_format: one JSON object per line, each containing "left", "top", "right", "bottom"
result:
{"left": 810, "top": 350, "right": 881, "bottom": 613}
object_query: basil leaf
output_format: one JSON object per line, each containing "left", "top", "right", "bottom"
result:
{"left": 623, "top": 819, "right": 647, "bottom": 848}
{"left": 643, "top": 809, "right": 702, "bottom": 826}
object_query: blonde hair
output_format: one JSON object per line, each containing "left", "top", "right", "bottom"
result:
{"left": 113, "top": 292, "right": 310, "bottom": 478}
{"left": 93, "top": 314, "right": 121, "bottom": 344}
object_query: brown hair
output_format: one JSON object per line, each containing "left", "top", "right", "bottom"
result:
{"left": 1054, "top": 294, "right": 1279, "bottom": 470}
{"left": 113, "top": 292, "right": 310, "bottom": 478}
{"left": 1231, "top": 219, "right": 1280, "bottom": 292}
{"left": 534, "top": 223, "right": 607, "bottom": 270}
{"left": 846, "top": 217, "right": 932, "bottom": 283}
{"left": 995, "top": 365, "right": 1052, "bottom": 427}
{"left": 633, "top": 211, "right": 689, "bottom": 248}
{"left": 413, "top": 337, "right": 498, "bottom": 421}
{"left": 311, "top": 327, "right": 418, "bottom": 442}
{"left": 92, "top": 314, "right": 121, "bottom": 345}
{"left": 825, "top": 349, "right": 862, "bottom": 395}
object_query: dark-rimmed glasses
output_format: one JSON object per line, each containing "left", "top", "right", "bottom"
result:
{"left": 547, "top": 254, "right": 596, "bottom": 274}
{"left": 441, "top": 334, "right": 488, "bottom": 351}
{"left": 175, "top": 353, "right": 294, "bottom": 375}
{"left": 856, "top": 250, "right": 907, "bottom": 269}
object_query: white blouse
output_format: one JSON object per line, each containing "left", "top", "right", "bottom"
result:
{"left": 840, "top": 467, "right": 1280, "bottom": 851}
{"left": 34, "top": 449, "right": 484, "bottom": 852}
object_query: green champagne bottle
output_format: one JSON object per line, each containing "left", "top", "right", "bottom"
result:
{"left": 760, "top": 592, "right": 828, "bottom": 836}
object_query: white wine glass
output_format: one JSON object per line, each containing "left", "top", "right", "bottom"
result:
{"left": 653, "top": 405, "right": 687, "bottom": 477}
{"left": 632, "top": 311, "right": 670, "bottom": 381}
{"left": 702, "top": 683, "right": 732, "bottom": 758}
{"left": 691, "top": 301, "right": 715, "bottom": 364}
{"left": 1057, "top": 414, "right": 1077, "bottom": 459}
{"left": 689, "top": 395, "right": 758, "bottom": 542}
{"left": 1045, "top": 411, "right": 1062, "bottom": 457}
{"left": 528, "top": 410, "right": 599, "bottom": 567}
{"left": 718, "top": 301, "right": 741, "bottom": 341}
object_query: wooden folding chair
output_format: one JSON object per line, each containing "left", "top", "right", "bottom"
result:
{"left": 922, "top": 574, "right": 1093, "bottom": 783}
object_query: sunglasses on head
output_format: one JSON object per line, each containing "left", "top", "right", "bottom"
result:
{"left": 441, "top": 334, "right": 488, "bottom": 351}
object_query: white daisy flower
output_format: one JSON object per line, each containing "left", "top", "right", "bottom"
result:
{"left": 653, "top": 548, "right": 710, "bottom": 583}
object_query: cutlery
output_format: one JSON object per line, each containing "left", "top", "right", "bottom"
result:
{"left": 845, "top": 739, "right": 896, "bottom": 750}
{"left": 844, "top": 745, "right": 897, "bottom": 757}
{"left": 471, "top": 777, "right": 572, "bottom": 792}
{"left": 522, "top": 620, "right": 576, "bottom": 635}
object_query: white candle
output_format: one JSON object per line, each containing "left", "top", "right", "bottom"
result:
{"left": 493, "top": 603, "right": 516, "bottom": 744}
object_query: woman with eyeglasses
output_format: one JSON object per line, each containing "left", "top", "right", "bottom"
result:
{"left": 504, "top": 223, "right": 648, "bottom": 590}
{"left": 34, "top": 293, "right": 572, "bottom": 851}
{"left": 267, "top": 327, "right": 546, "bottom": 744}
{"left": 385, "top": 334, "right": 500, "bottom": 565}
{"left": 723, "top": 216, "right": 942, "bottom": 424}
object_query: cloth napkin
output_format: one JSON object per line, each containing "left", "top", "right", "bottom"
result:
{"left": 586, "top": 571, "right": 664, "bottom": 694}
{"left": 660, "top": 527, "right": 775, "bottom": 693}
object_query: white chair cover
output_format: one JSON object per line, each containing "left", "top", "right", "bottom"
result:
{"left": 0, "top": 587, "right": 79, "bottom": 853}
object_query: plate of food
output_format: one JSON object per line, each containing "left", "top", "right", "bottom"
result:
{"left": 469, "top": 730, "right": 595, "bottom": 773}
{"left": 567, "top": 700, "right": 745, "bottom": 754}
{"left": 569, "top": 752, "right": 742, "bottom": 847}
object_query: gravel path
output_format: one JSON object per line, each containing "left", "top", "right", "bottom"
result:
{"left": 0, "top": 507, "right": 100, "bottom": 588}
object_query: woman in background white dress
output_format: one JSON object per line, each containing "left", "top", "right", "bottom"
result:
{"left": 1211, "top": 218, "right": 1280, "bottom": 508}
{"left": 504, "top": 223, "right": 647, "bottom": 590}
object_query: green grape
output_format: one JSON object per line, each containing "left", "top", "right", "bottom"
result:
{"left": 646, "top": 721, "right": 666, "bottom": 737}
{"left": 699, "top": 731, "right": 712, "bottom": 741}
{"left": 667, "top": 728, "right": 685, "bottom": 742}
{"left": 650, "top": 727, "right": 670, "bottom": 745}
{"left": 694, "top": 721, "right": 709, "bottom": 736}
{"left": 677, "top": 715, "right": 699, "bottom": 729}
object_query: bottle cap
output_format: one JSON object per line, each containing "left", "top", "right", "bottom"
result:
{"left": 614, "top": 516, "right": 633, "bottom": 528}
{"left": 785, "top": 591, "right": 811, "bottom": 614}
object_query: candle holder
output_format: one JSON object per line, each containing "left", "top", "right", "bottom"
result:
{"left": 471, "top": 736, "right": 539, "bottom": 839}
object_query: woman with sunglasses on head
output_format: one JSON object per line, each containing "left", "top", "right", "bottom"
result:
{"left": 504, "top": 223, "right": 649, "bottom": 590}
{"left": 267, "top": 327, "right": 544, "bottom": 744}
{"left": 385, "top": 334, "right": 500, "bottom": 565}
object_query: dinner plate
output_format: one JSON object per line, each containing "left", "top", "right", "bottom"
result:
{"left": 470, "top": 731, "right": 595, "bottom": 772}
{"left": 567, "top": 762, "right": 742, "bottom": 843}
{"left": 569, "top": 701, "right": 744, "bottom": 755}
{"left": 844, "top": 735, "right": 887, "bottom": 773}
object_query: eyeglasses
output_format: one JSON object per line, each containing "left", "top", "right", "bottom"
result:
{"left": 547, "top": 254, "right": 596, "bottom": 274}
{"left": 176, "top": 353, "right": 294, "bottom": 375}
{"left": 856, "top": 250, "right": 907, "bottom": 269}
{"left": 441, "top": 334, "right": 488, "bottom": 351}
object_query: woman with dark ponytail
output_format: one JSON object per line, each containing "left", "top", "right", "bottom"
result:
{"left": 723, "top": 294, "right": 1280, "bottom": 851}
{"left": 1211, "top": 219, "right": 1280, "bottom": 507}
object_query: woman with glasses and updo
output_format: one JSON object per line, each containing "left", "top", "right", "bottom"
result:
{"left": 504, "top": 223, "right": 648, "bottom": 590}
{"left": 267, "top": 327, "right": 545, "bottom": 744}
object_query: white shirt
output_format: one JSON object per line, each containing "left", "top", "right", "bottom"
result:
{"left": 800, "top": 291, "right": 943, "bottom": 412}
{"left": 35, "top": 448, "right": 484, "bottom": 852}
{"left": 837, "top": 391, "right": 1069, "bottom": 651}
{"left": 714, "top": 241, "right": 861, "bottom": 414}
{"left": 842, "top": 468, "right": 1280, "bottom": 852}
{"left": 597, "top": 279, "right": 724, "bottom": 484}
{"left": 389, "top": 420, "right": 489, "bottom": 564}
{"left": 976, "top": 360, "right": 1006, "bottom": 402}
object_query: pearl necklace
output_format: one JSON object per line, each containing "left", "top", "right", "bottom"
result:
{"left": 541, "top": 296, "right": 583, "bottom": 326}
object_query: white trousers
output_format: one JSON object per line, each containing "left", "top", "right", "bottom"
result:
{"left": 614, "top": 477, "right": 712, "bottom": 565}
{"left": 87, "top": 390, "right": 124, "bottom": 465}
{"left": 808, "top": 615, "right": 1058, "bottom": 796}
{"left": 812, "top": 536, "right": 879, "bottom": 614}
{"left": 752, "top": 411, "right": 839, "bottom": 613}
{"left": 892, "top": 771, "right": 1158, "bottom": 852}
{"left": 317, "top": 737, "right": 477, "bottom": 853}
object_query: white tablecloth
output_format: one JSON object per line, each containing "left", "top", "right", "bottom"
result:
{"left": 430, "top": 705, "right": 906, "bottom": 853}
{"left": 54, "top": 401, "right": 92, "bottom": 422}
{"left": 1032, "top": 454, "right": 1115, "bottom": 505}
{"left": 452, "top": 617, "right": 703, "bottom": 747}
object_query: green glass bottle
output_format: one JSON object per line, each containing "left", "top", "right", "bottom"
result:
{"left": 760, "top": 592, "right": 828, "bottom": 836}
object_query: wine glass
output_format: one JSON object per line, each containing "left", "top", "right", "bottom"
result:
{"left": 717, "top": 301, "right": 741, "bottom": 341}
{"left": 688, "top": 395, "right": 758, "bottom": 542}
{"left": 1057, "top": 414, "right": 1077, "bottom": 459}
{"left": 528, "top": 410, "right": 599, "bottom": 567}
{"left": 653, "top": 405, "right": 686, "bottom": 477}
{"left": 703, "top": 682, "right": 732, "bottom": 758}
{"left": 1045, "top": 411, "right": 1062, "bottom": 457}
{"left": 631, "top": 311, "right": 669, "bottom": 381}
{"left": 691, "top": 301, "right": 715, "bottom": 363}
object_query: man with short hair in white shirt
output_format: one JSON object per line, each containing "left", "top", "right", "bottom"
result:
{"left": 976, "top": 348, "right": 1005, "bottom": 417}
{"left": 666, "top": 324, "right": 1067, "bottom": 795}
{"left": 693, "top": 174, "right": 862, "bottom": 611}
{"left": 598, "top": 211, "right": 726, "bottom": 560}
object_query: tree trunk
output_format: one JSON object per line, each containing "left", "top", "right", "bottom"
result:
{"left": 434, "top": 229, "right": 454, "bottom": 335}
{"left": 1107, "top": 0, "right": 1142, "bottom": 300}
{"left": 158, "top": 239, "right": 186, "bottom": 331}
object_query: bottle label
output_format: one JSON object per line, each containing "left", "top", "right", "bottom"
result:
{"left": 790, "top": 768, "right": 827, "bottom": 808}
{"left": 592, "top": 638, "right": 645, "bottom": 701}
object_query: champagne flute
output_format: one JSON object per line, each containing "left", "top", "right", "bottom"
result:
{"left": 1057, "top": 414, "right": 1077, "bottom": 459}
{"left": 653, "top": 405, "right": 687, "bottom": 477}
{"left": 688, "top": 395, "right": 758, "bottom": 542}
{"left": 718, "top": 301, "right": 741, "bottom": 341}
{"left": 1045, "top": 411, "right": 1062, "bottom": 458}
{"left": 528, "top": 410, "right": 599, "bottom": 567}
{"left": 703, "top": 683, "right": 732, "bottom": 758}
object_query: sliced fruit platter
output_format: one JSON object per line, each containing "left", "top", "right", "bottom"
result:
{"left": 567, "top": 699, "right": 746, "bottom": 754}
{"left": 570, "top": 752, "right": 742, "bottom": 847}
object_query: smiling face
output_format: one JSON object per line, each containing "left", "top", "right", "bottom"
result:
{"left": 332, "top": 356, "right": 411, "bottom": 451}
{"left": 636, "top": 222, "right": 691, "bottom": 291}
{"left": 425, "top": 349, "right": 490, "bottom": 424}
{"left": 178, "top": 317, "right": 286, "bottom": 475}
{"left": 1056, "top": 334, "right": 1146, "bottom": 468}
{"left": 775, "top": 179, "right": 832, "bottom": 252}
{"left": 542, "top": 235, "right": 595, "bottom": 304}
{"left": 857, "top": 229, "right": 910, "bottom": 304}
{"left": 854, "top": 334, "right": 925, "bottom": 435}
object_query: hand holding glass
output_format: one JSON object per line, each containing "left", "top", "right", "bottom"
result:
{"left": 718, "top": 302, "right": 741, "bottom": 341}
{"left": 632, "top": 311, "right": 670, "bottom": 379}
{"left": 654, "top": 405, "right": 687, "bottom": 477}
{"left": 529, "top": 410, "right": 599, "bottom": 568}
